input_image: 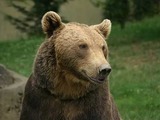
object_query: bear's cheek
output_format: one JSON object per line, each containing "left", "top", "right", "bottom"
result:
{"left": 78, "top": 61, "right": 97, "bottom": 78}
{"left": 56, "top": 48, "right": 78, "bottom": 69}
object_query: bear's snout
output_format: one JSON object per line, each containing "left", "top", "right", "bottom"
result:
{"left": 97, "top": 64, "right": 111, "bottom": 82}
{"left": 82, "top": 63, "right": 111, "bottom": 84}
{"left": 99, "top": 64, "right": 111, "bottom": 76}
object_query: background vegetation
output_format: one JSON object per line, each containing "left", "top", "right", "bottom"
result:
{"left": 0, "top": 15, "right": 160, "bottom": 120}
{"left": 6, "top": 0, "right": 160, "bottom": 36}
{"left": 92, "top": 0, "right": 160, "bottom": 28}
{"left": 5, "top": 0, "right": 68, "bottom": 36}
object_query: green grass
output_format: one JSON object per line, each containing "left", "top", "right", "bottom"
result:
{"left": 108, "top": 16, "right": 160, "bottom": 120}
{"left": 0, "top": 37, "right": 43, "bottom": 76}
{"left": 0, "top": 16, "right": 160, "bottom": 120}
{"left": 109, "top": 15, "right": 160, "bottom": 45}
{"left": 109, "top": 41, "right": 160, "bottom": 120}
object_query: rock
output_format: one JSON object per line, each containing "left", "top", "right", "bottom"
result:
{"left": 0, "top": 65, "right": 27, "bottom": 120}
{"left": 0, "top": 64, "right": 14, "bottom": 88}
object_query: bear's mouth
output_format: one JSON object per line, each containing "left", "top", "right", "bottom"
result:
{"left": 81, "top": 71, "right": 106, "bottom": 84}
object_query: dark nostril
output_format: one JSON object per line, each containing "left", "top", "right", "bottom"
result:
{"left": 99, "top": 64, "right": 111, "bottom": 76}
{"left": 100, "top": 68, "right": 111, "bottom": 76}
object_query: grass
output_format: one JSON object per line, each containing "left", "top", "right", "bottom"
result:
{"left": 109, "top": 41, "right": 160, "bottom": 120}
{"left": 0, "top": 16, "right": 160, "bottom": 120}
{"left": 0, "top": 37, "right": 43, "bottom": 76}
{"left": 108, "top": 16, "right": 160, "bottom": 120}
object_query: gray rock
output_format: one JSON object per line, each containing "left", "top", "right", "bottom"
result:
{"left": 0, "top": 64, "right": 15, "bottom": 88}
{"left": 0, "top": 65, "right": 27, "bottom": 120}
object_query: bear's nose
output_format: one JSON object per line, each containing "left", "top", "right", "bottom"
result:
{"left": 99, "top": 64, "right": 111, "bottom": 76}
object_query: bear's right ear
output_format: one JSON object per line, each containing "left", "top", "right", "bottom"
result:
{"left": 41, "top": 11, "right": 64, "bottom": 37}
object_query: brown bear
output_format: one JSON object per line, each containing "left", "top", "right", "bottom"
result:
{"left": 20, "top": 11, "right": 121, "bottom": 120}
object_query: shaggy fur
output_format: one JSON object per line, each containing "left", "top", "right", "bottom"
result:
{"left": 20, "top": 11, "right": 121, "bottom": 120}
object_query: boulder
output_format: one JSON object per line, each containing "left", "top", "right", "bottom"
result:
{"left": 0, "top": 65, "right": 27, "bottom": 120}
{"left": 0, "top": 64, "right": 14, "bottom": 88}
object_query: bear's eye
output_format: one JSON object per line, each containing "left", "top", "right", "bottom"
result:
{"left": 79, "top": 44, "right": 88, "bottom": 49}
{"left": 102, "top": 45, "right": 105, "bottom": 51}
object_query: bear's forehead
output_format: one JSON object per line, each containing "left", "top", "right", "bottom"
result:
{"left": 58, "top": 23, "right": 104, "bottom": 43}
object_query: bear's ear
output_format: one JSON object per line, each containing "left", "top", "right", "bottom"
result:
{"left": 91, "top": 19, "right": 111, "bottom": 38}
{"left": 41, "top": 11, "right": 64, "bottom": 37}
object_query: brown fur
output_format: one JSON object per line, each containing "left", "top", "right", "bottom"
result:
{"left": 20, "top": 11, "right": 121, "bottom": 120}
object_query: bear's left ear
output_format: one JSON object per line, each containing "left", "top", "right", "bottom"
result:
{"left": 91, "top": 19, "right": 111, "bottom": 38}
{"left": 41, "top": 11, "right": 64, "bottom": 37}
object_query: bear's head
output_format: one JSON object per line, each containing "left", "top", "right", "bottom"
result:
{"left": 34, "top": 11, "right": 112, "bottom": 99}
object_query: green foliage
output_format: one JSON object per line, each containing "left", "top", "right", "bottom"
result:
{"left": 0, "top": 16, "right": 160, "bottom": 119}
{"left": 103, "top": 0, "right": 129, "bottom": 28}
{"left": 5, "top": 0, "right": 68, "bottom": 36}
{"left": 133, "top": 0, "right": 159, "bottom": 20}
{"left": 109, "top": 16, "right": 160, "bottom": 45}
{"left": 92, "top": 0, "right": 160, "bottom": 28}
